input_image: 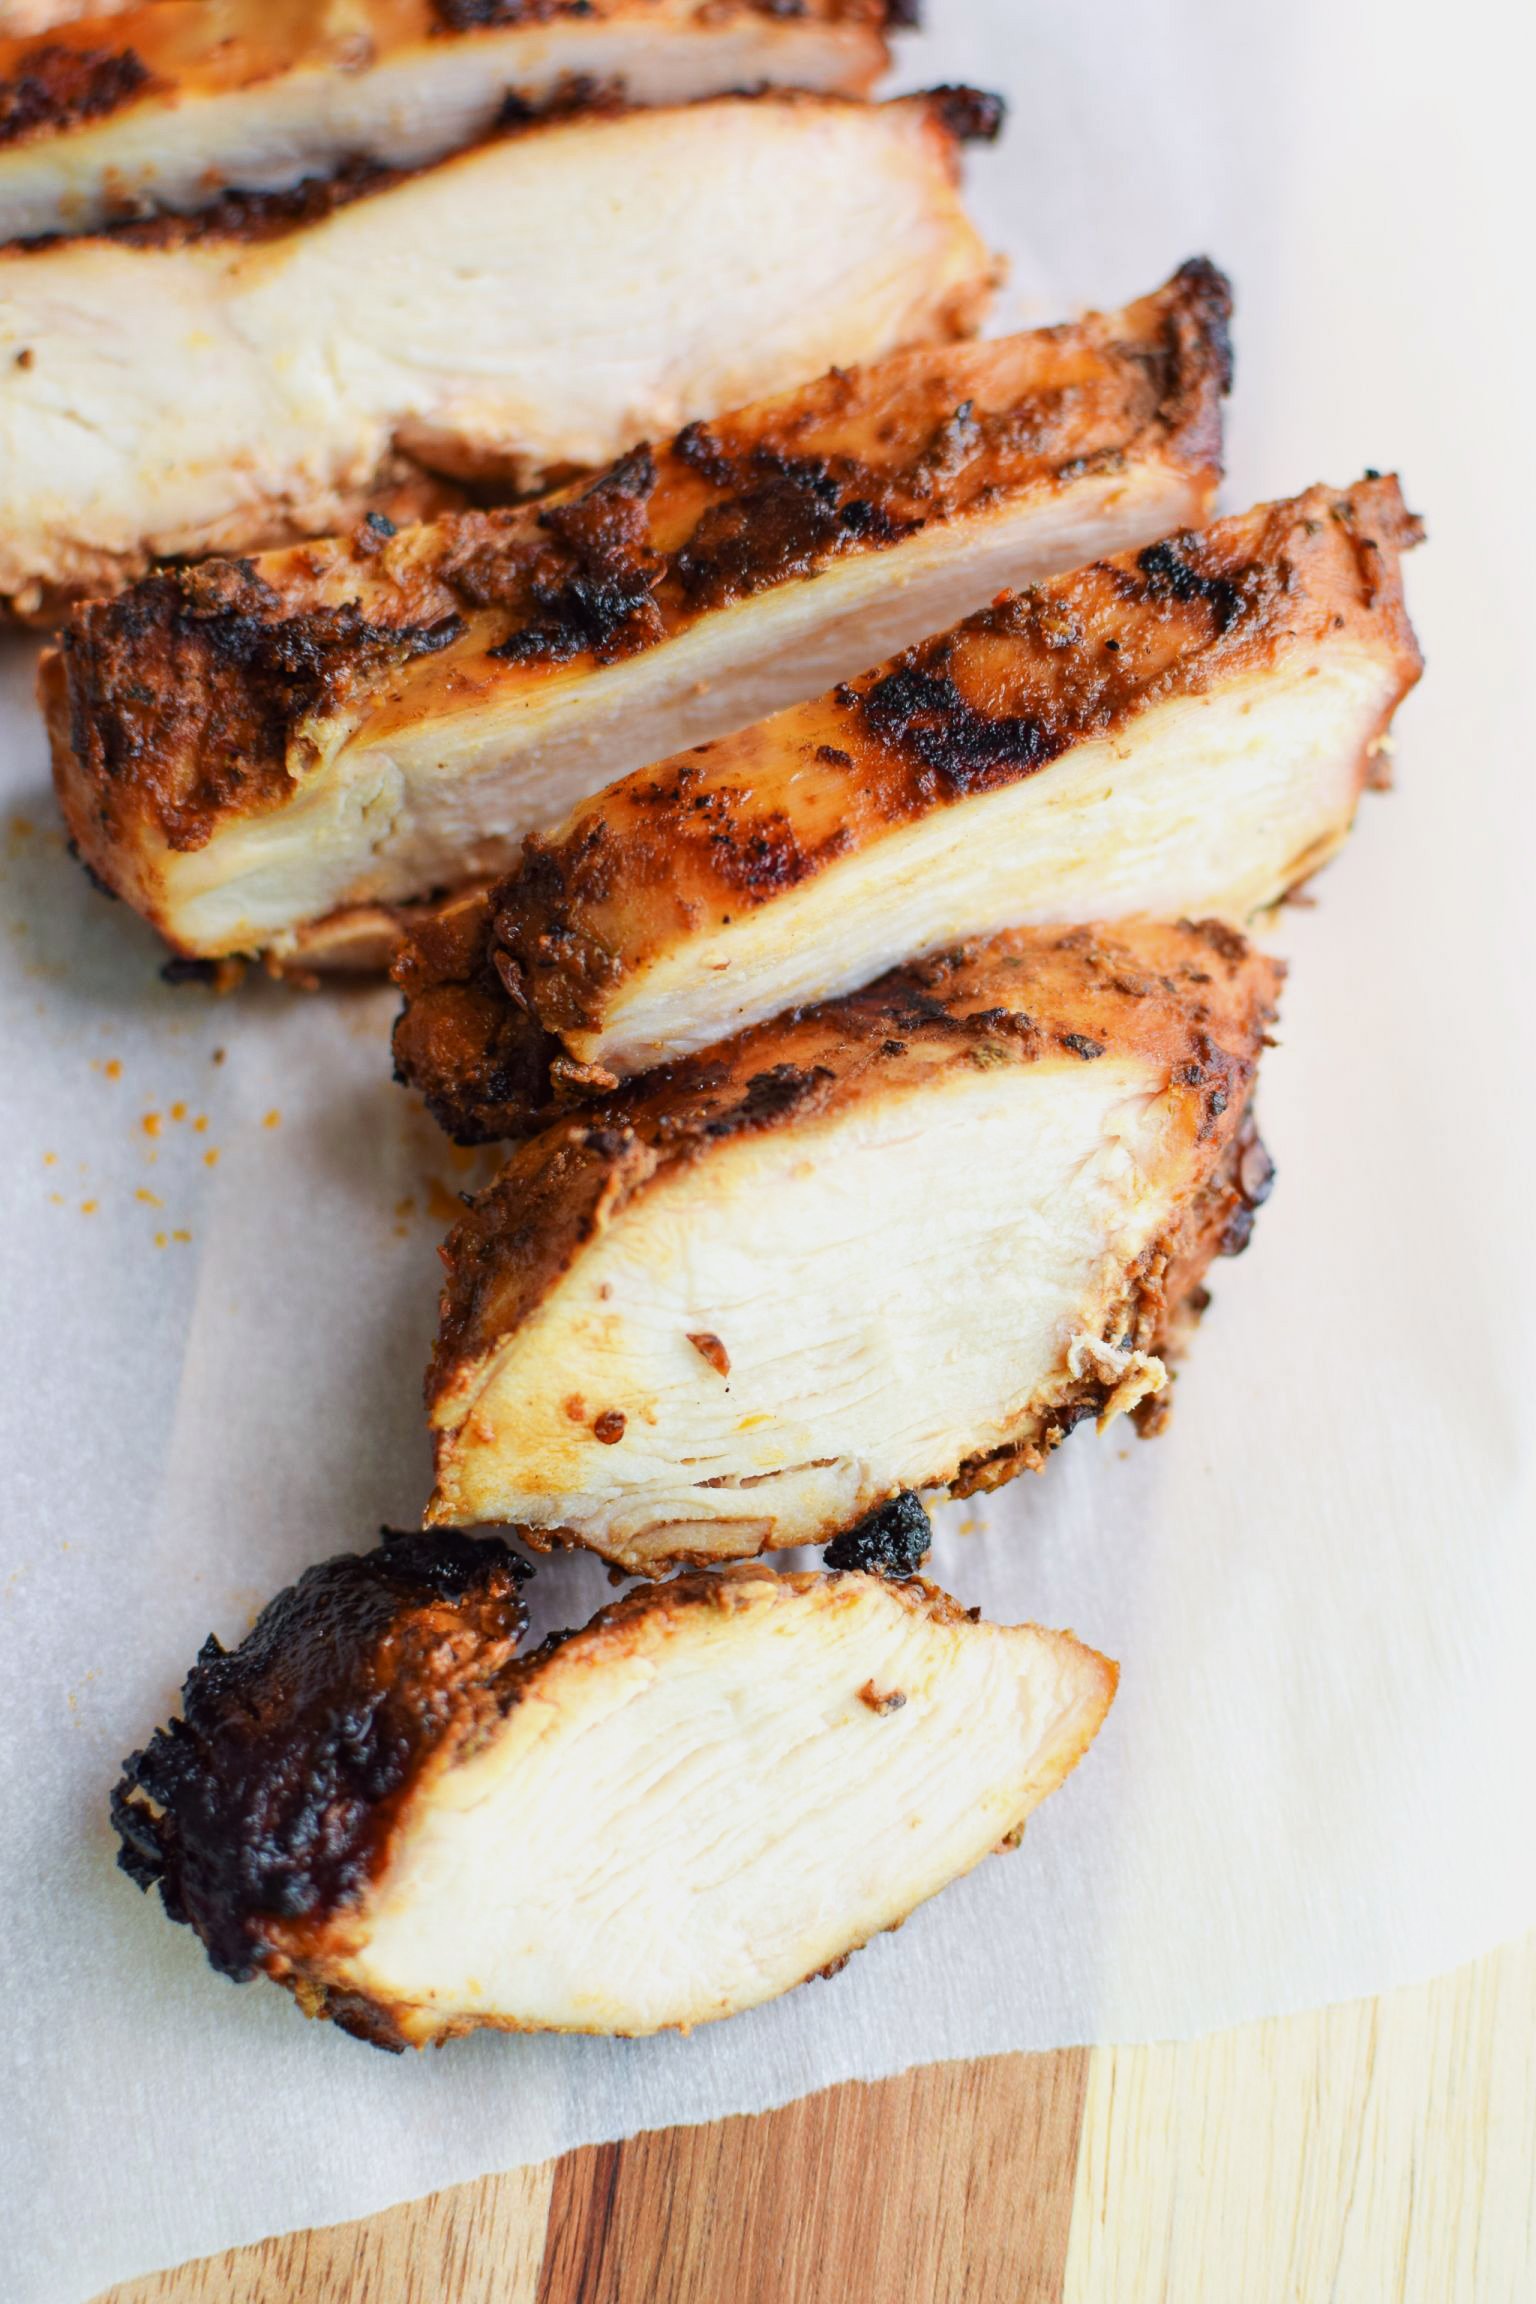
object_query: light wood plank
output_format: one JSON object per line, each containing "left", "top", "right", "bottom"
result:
{"left": 536, "top": 2047, "right": 1089, "bottom": 2304}
{"left": 1063, "top": 1930, "right": 1536, "bottom": 2303}
{"left": 98, "top": 2157, "right": 555, "bottom": 2304}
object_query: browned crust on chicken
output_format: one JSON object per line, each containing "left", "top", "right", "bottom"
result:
{"left": 111, "top": 1532, "right": 531, "bottom": 2003}
{"left": 393, "top": 472, "right": 1413, "bottom": 1140}
{"left": 427, "top": 918, "right": 1284, "bottom": 1518}
{"left": 112, "top": 1548, "right": 1054, "bottom": 2051}
{"left": 0, "top": 34, "right": 150, "bottom": 144}
{"left": 48, "top": 261, "right": 1224, "bottom": 926}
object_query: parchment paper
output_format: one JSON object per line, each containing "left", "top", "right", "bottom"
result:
{"left": 3, "top": 3, "right": 1531, "bottom": 2297}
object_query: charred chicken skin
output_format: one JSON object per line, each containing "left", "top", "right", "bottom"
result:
{"left": 114, "top": 1535, "right": 1115, "bottom": 2045}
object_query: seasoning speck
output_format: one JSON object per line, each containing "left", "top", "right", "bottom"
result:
{"left": 687, "top": 1331, "right": 731, "bottom": 1378}
{"left": 262, "top": 1109, "right": 281, "bottom": 1129}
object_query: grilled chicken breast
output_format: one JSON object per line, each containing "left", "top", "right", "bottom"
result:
{"left": 114, "top": 1534, "right": 1114, "bottom": 2046}
{"left": 0, "top": 1, "right": 903, "bottom": 242}
{"left": 396, "top": 476, "right": 1419, "bottom": 1143}
{"left": 46, "top": 263, "right": 1229, "bottom": 972}
{"left": 1, "top": 89, "right": 997, "bottom": 617}
{"left": 427, "top": 919, "right": 1281, "bottom": 1575}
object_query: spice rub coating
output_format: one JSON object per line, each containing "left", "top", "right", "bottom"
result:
{"left": 112, "top": 1532, "right": 531, "bottom": 2018}
{"left": 114, "top": 1553, "right": 1114, "bottom": 2046}
{"left": 50, "top": 262, "right": 1219, "bottom": 920}
{"left": 395, "top": 473, "right": 1414, "bottom": 1139}
{"left": 427, "top": 917, "right": 1283, "bottom": 1570}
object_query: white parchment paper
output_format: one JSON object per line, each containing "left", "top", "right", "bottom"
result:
{"left": 3, "top": 4, "right": 1532, "bottom": 2296}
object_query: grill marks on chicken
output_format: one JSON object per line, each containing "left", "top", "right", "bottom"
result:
{"left": 426, "top": 919, "right": 1282, "bottom": 1575}
{"left": 114, "top": 1542, "right": 1115, "bottom": 2045}
{"left": 2, "top": 90, "right": 997, "bottom": 617}
{"left": 395, "top": 475, "right": 1419, "bottom": 1141}
{"left": 0, "top": 1, "right": 904, "bottom": 241}
{"left": 45, "top": 263, "right": 1231, "bottom": 965}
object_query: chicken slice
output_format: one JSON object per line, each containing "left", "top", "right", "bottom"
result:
{"left": 0, "top": 2, "right": 902, "bottom": 240}
{"left": 46, "top": 260, "right": 1228, "bottom": 972}
{"left": 427, "top": 919, "right": 1282, "bottom": 1575}
{"left": 113, "top": 1534, "right": 1115, "bottom": 2045}
{"left": 1, "top": 88, "right": 997, "bottom": 616}
{"left": 396, "top": 475, "right": 1419, "bottom": 1143}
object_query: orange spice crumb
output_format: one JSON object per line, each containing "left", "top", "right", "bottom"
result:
{"left": 80, "top": 1200, "right": 97, "bottom": 1215}
{"left": 141, "top": 1112, "right": 162, "bottom": 1138}
{"left": 104, "top": 1059, "right": 121, "bottom": 1080}
{"left": 263, "top": 1109, "right": 281, "bottom": 1130}
{"left": 172, "top": 1229, "right": 191, "bottom": 1244}
{"left": 193, "top": 1115, "right": 208, "bottom": 1133}
{"left": 134, "top": 1188, "right": 162, "bottom": 1208}
{"left": 203, "top": 1148, "right": 219, "bottom": 1168}
{"left": 48, "top": 1192, "right": 63, "bottom": 1206}
{"left": 170, "top": 1101, "right": 187, "bottom": 1122}
{"left": 43, "top": 1151, "right": 55, "bottom": 1168}
{"left": 154, "top": 1231, "right": 167, "bottom": 1249}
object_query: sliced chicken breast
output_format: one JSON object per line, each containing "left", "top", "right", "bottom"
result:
{"left": 1, "top": 88, "right": 997, "bottom": 617}
{"left": 47, "top": 262, "right": 1228, "bottom": 972}
{"left": 114, "top": 1534, "right": 1115, "bottom": 2045}
{"left": 397, "top": 475, "right": 1419, "bottom": 1143}
{"left": 0, "top": 3, "right": 902, "bottom": 240}
{"left": 427, "top": 919, "right": 1282, "bottom": 1575}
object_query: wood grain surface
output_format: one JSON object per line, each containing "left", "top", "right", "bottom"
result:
{"left": 98, "top": 1931, "right": 1536, "bottom": 2304}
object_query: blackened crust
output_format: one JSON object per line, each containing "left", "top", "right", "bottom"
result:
{"left": 823, "top": 1491, "right": 933, "bottom": 1576}
{"left": 59, "top": 562, "right": 465, "bottom": 857}
{"left": 0, "top": 42, "right": 151, "bottom": 150}
{"left": 922, "top": 85, "right": 1005, "bottom": 144}
{"left": 111, "top": 1532, "right": 530, "bottom": 2001}
{"left": 11, "top": 160, "right": 403, "bottom": 253}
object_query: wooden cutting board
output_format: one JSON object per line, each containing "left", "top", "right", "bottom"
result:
{"left": 97, "top": 1930, "right": 1535, "bottom": 2303}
